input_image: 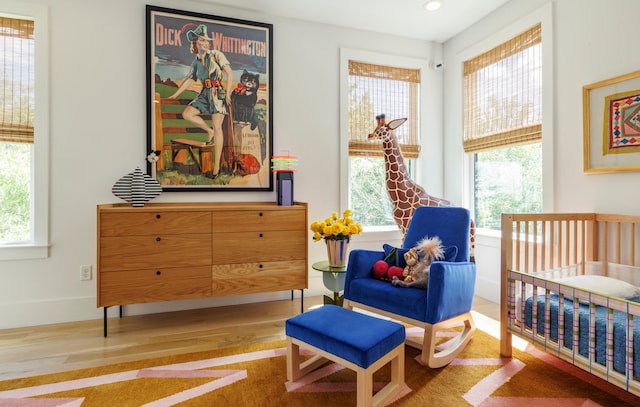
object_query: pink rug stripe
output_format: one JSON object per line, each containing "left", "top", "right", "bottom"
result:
{"left": 137, "top": 368, "right": 244, "bottom": 379}
{"left": 145, "top": 348, "right": 288, "bottom": 371}
{"left": 0, "top": 399, "right": 83, "bottom": 407}
{"left": 0, "top": 371, "right": 139, "bottom": 399}
{"left": 477, "top": 397, "right": 602, "bottom": 407}
{"left": 463, "top": 359, "right": 526, "bottom": 405}
{"left": 451, "top": 358, "right": 514, "bottom": 366}
{"left": 142, "top": 370, "right": 247, "bottom": 407}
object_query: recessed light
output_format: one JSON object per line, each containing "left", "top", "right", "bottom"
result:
{"left": 423, "top": 0, "right": 442, "bottom": 11}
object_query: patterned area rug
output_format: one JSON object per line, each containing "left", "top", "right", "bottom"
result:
{"left": 0, "top": 313, "right": 638, "bottom": 406}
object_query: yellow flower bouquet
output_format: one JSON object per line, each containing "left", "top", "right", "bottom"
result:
{"left": 310, "top": 209, "right": 363, "bottom": 242}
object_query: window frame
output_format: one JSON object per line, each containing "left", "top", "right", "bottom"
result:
{"left": 0, "top": 1, "right": 50, "bottom": 261}
{"left": 339, "top": 48, "right": 441, "bottom": 232}
{"left": 456, "top": 3, "right": 554, "bottom": 234}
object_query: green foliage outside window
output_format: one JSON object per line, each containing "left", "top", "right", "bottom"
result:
{"left": 474, "top": 143, "right": 542, "bottom": 230}
{"left": 0, "top": 143, "right": 31, "bottom": 242}
{"left": 350, "top": 156, "right": 395, "bottom": 227}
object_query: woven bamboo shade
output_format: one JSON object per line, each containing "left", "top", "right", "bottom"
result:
{"left": 348, "top": 61, "right": 420, "bottom": 159}
{"left": 0, "top": 16, "right": 35, "bottom": 144}
{"left": 463, "top": 23, "right": 542, "bottom": 153}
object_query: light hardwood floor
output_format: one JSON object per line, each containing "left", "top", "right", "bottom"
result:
{"left": 0, "top": 295, "right": 499, "bottom": 381}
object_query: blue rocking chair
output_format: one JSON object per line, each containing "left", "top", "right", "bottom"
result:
{"left": 343, "top": 206, "right": 477, "bottom": 368}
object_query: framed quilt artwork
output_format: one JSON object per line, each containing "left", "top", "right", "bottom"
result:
{"left": 583, "top": 70, "right": 640, "bottom": 173}
{"left": 146, "top": 5, "right": 273, "bottom": 191}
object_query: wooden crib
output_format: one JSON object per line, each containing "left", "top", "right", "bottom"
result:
{"left": 500, "top": 213, "right": 640, "bottom": 396}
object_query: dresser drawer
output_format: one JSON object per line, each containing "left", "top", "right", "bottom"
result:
{"left": 99, "top": 266, "right": 212, "bottom": 306}
{"left": 212, "top": 210, "right": 306, "bottom": 233}
{"left": 212, "top": 230, "right": 306, "bottom": 264}
{"left": 100, "top": 211, "right": 211, "bottom": 236}
{"left": 211, "top": 260, "right": 307, "bottom": 295}
{"left": 100, "top": 234, "right": 211, "bottom": 271}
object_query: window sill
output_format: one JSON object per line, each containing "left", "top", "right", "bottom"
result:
{"left": 0, "top": 244, "right": 50, "bottom": 261}
{"left": 475, "top": 228, "right": 501, "bottom": 238}
{"left": 358, "top": 226, "right": 402, "bottom": 244}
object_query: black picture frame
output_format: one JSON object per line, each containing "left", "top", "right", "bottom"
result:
{"left": 146, "top": 5, "right": 273, "bottom": 191}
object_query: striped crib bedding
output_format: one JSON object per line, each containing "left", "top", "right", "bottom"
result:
{"left": 525, "top": 293, "right": 640, "bottom": 378}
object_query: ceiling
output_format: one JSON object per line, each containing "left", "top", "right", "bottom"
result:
{"left": 199, "top": 0, "right": 511, "bottom": 43}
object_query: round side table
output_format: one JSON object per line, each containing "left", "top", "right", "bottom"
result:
{"left": 312, "top": 260, "right": 347, "bottom": 306}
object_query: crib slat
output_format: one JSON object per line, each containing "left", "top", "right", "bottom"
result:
{"left": 589, "top": 300, "right": 595, "bottom": 370}
{"left": 541, "top": 220, "right": 547, "bottom": 271}
{"left": 615, "top": 222, "right": 621, "bottom": 265}
{"left": 525, "top": 221, "right": 529, "bottom": 273}
{"left": 573, "top": 294, "right": 580, "bottom": 365}
{"left": 572, "top": 219, "right": 578, "bottom": 266}
{"left": 602, "top": 221, "right": 609, "bottom": 276}
{"left": 631, "top": 223, "right": 636, "bottom": 267}
{"left": 515, "top": 221, "right": 521, "bottom": 272}
{"left": 544, "top": 289, "right": 551, "bottom": 347}
{"left": 606, "top": 305, "right": 614, "bottom": 374}
{"left": 560, "top": 220, "right": 565, "bottom": 269}
{"left": 532, "top": 220, "right": 536, "bottom": 272}
{"left": 580, "top": 219, "right": 586, "bottom": 275}
{"left": 551, "top": 219, "right": 556, "bottom": 272}
{"left": 558, "top": 293, "right": 565, "bottom": 357}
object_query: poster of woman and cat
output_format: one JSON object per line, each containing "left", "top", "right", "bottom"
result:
{"left": 147, "top": 6, "right": 272, "bottom": 190}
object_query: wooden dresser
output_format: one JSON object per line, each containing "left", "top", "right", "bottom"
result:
{"left": 97, "top": 201, "right": 308, "bottom": 336}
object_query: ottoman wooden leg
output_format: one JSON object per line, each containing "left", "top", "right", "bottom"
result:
{"left": 357, "top": 367, "right": 373, "bottom": 407}
{"left": 286, "top": 337, "right": 330, "bottom": 382}
{"left": 367, "top": 343, "right": 405, "bottom": 407}
{"left": 286, "top": 337, "right": 300, "bottom": 381}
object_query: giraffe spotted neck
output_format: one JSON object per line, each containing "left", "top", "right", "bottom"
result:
{"left": 373, "top": 119, "right": 450, "bottom": 236}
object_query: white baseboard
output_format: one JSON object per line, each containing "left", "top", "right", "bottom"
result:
{"left": 0, "top": 276, "right": 326, "bottom": 330}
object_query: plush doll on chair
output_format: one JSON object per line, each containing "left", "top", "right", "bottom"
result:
{"left": 393, "top": 237, "right": 444, "bottom": 289}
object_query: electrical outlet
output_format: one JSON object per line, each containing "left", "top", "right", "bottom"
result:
{"left": 80, "top": 265, "right": 92, "bottom": 281}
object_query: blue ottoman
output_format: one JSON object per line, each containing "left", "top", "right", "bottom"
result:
{"left": 286, "top": 305, "right": 405, "bottom": 407}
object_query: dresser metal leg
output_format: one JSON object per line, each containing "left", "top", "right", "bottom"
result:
{"left": 103, "top": 306, "right": 124, "bottom": 337}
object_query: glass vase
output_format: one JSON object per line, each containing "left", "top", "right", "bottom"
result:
{"left": 326, "top": 239, "right": 349, "bottom": 267}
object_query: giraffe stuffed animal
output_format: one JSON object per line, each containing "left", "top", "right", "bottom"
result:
{"left": 368, "top": 114, "right": 476, "bottom": 260}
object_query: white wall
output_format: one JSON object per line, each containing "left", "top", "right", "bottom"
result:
{"left": 444, "top": 0, "right": 640, "bottom": 302}
{"left": 0, "top": 0, "right": 441, "bottom": 329}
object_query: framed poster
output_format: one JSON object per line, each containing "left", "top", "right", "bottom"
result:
{"left": 146, "top": 5, "right": 273, "bottom": 191}
{"left": 583, "top": 70, "right": 640, "bottom": 174}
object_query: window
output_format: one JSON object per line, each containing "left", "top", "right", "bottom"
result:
{"left": 345, "top": 57, "right": 421, "bottom": 228}
{"left": 463, "top": 24, "right": 543, "bottom": 231}
{"left": 0, "top": 2, "right": 49, "bottom": 260}
{"left": 1, "top": 15, "right": 34, "bottom": 243}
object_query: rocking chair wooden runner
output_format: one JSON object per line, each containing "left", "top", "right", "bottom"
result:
{"left": 343, "top": 206, "right": 477, "bottom": 368}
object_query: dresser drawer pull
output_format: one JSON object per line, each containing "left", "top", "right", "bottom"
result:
{"left": 156, "top": 237, "right": 161, "bottom": 242}
{"left": 156, "top": 214, "right": 161, "bottom": 219}
{"left": 259, "top": 233, "right": 263, "bottom": 238}
{"left": 156, "top": 270, "right": 161, "bottom": 275}
{"left": 259, "top": 212, "right": 263, "bottom": 217}
{"left": 259, "top": 264, "right": 263, "bottom": 268}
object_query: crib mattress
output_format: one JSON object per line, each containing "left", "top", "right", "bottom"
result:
{"left": 525, "top": 294, "right": 640, "bottom": 378}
